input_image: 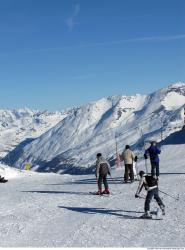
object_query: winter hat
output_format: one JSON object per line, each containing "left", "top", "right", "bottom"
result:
{"left": 139, "top": 170, "right": 145, "bottom": 177}
{"left": 125, "top": 145, "right": 130, "bottom": 149}
{"left": 151, "top": 141, "right": 156, "bottom": 146}
{"left": 97, "top": 153, "right": 102, "bottom": 158}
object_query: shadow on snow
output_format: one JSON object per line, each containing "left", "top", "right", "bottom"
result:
{"left": 160, "top": 172, "right": 185, "bottom": 175}
{"left": 21, "top": 190, "right": 90, "bottom": 195}
{"left": 45, "top": 176, "right": 124, "bottom": 186}
{"left": 58, "top": 206, "right": 148, "bottom": 220}
{"left": 45, "top": 172, "right": 185, "bottom": 187}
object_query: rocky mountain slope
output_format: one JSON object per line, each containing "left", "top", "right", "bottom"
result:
{"left": 0, "top": 108, "right": 69, "bottom": 158}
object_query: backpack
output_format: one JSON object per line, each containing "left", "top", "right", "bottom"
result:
{"left": 145, "top": 175, "right": 158, "bottom": 187}
{"left": 99, "top": 163, "right": 109, "bottom": 175}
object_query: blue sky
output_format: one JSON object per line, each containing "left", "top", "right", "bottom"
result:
{"left": 0, "top": 0, "right": 184, "bottom": 111}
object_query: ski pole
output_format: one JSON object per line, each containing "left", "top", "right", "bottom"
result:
{"left": 109, "top": 175, "right": 117, "bottom": 184}
{"left": 95, "top": 176, "right": 99, "bottom": 191}
{"left": 138, "top": 195, "right": 146, "bottom": 199}
{"left": 159, "top": 189, "right": 179, "bottom": 201}
{"left": 145, "top": 159, "right": 148, "bottom": 174}
{"left": 135, "top": 161, "right": 140, "bottom": 181}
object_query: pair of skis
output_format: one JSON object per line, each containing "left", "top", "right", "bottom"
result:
{"left": 89, "top": 191, "right": 122, "bottom": 196}
{"left": 89, "top": 191, "right": 110, "bottom": 197}
{"left": 139, "top": 209, "right": 164, "bottom": 220}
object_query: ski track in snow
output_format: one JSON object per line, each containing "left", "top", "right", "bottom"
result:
{"left": 0, "top": 153, "right": 185, "bottom": 248}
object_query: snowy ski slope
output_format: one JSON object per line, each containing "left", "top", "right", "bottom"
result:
{"left": 0, "top": 142, "right": 185, "bottom": 247}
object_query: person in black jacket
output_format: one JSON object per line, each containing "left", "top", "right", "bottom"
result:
{"left": 135, "top": 170, "right": 165, "bottom": 218}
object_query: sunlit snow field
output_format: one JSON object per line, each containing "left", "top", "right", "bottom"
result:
{"left": 0, "top": 144, "right": 185, "bottom": 248}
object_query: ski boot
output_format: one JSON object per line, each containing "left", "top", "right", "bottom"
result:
{"left": 123, "top": 179, "right": 128, "bottom": 183}
{"left": 140, "top": 211, "right": 152, "bottom": 219}
{"left": 95, "top": 190, "right": 103, "bottom": 195}
{"left": 160, "top": 205, "right": 165, "bottom": 215}
{"left": 102, "top": 189, "right": 110, "bottom": 194}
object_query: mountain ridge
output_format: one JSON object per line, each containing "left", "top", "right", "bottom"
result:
{"left": 1, "top": 82, "right": 185, "bottom": 174}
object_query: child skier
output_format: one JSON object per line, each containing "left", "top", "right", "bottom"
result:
{"left": 95, "top": 153, "right": 111, "bottom": 195}
{"left": 135, "top": 170, "right": 165, "bottom": 218}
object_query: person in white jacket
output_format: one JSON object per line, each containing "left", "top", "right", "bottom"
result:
{"left": 121, "top": 145, "right": 135, "bottom": 183}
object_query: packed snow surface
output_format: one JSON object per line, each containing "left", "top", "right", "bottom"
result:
{"left": 0, "top": 143, "right": 185, "bottom": 247}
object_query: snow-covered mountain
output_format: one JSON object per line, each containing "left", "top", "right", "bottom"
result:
{"left": 0, "top": 108, "right": 70, "bottom": 158}
{"left": 2, "top": 82, "right": 185, "bottom": 173}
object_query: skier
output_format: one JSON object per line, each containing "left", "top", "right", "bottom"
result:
{"left": 95, "top": 153, "right": 111, "bottom": 195}
{"left": 135, "top": 170, "right": 165, "bottom": 218}
{"left": 144, "top": 141, "right": 161, "bottom": 178}
{"left": 121, "top": 145, "right": 135, "bottom": 183}
{"left": 0, "top": 175, "right": 8, "bottom": 183}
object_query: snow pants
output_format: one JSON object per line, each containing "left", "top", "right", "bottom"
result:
{"left": 98, "top": 174, "right": 109, "bottom": 192}
{"left": 124, "top": 164, "right": 134, "bottom": 182}
{"left": 151, "top": 162, "right": 160, "bottom": 177}
{"left": 145, "top": 187, "right": 164, "bottom": 212}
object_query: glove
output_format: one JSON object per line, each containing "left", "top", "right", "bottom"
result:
{"left": 108, "top": 171, "right": 111, "bottom": 176}
{"left": 134, "top": 156, "right": 138, "bottom": 162}
{"left": 95, "top": 173, "right": 97, "bottom": 178}
{"left": 144, "top": 154, "right": 148, "bottom": 159}
{"left": 135, "top": 194, "right": 139, "bottom": 198}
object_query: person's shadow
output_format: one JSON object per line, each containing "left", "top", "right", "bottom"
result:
{"left": 58, "top": 206, "right": 144, "bottom": 219}
{"left": 22, "top": 190, "right": 88, "bottom": 195}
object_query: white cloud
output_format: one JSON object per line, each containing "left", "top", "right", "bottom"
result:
{"left": 65, "top": 3, "right": 80, "bottom": 31}
{"left": 74, "top": 3, "right": 80, "bottom": 16}
{"left": 65, "top": 17, "right": 75, "bottom": 31}
{"left": 2, "top": 34, "right": 185, "bottom": 56}
{"left": 77, "top": 34, "right": 185, "bottom": 48}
